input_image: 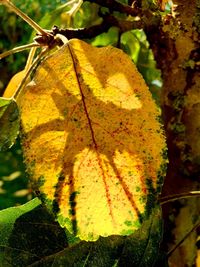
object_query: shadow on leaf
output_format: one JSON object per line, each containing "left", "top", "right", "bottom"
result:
{"left": 18, "top": 39, "right": 166, "bottom": 241}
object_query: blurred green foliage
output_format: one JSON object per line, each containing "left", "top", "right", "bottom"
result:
{"left": 0, "top": 139, "right": 30, "bottom": 209}
{"left": 0, "top": 0, "right": 66, "bottom": 92}
{"left": 0, "top": 0, "right": 162, "bottom": 210}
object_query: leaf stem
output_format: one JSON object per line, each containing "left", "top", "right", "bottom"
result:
{"left": 13, "top": 48, "right": 49, "bottom": 100}
{"left": 24, "top": 47, "right": 37, "bottom": 72}
{"left": 0, "top": 43, "right": 40, "bottom": 60}
{"left": 159, "top": 191, "right": 200, "bottom": 205}
{"left": 61, "top": 0, "right": 78, "bottom": 9}
{"left": 67, "top": 0, "right": 83, "bottom": 16}
{"left": 0, "top": 0, "right": 47, "bottom": 35}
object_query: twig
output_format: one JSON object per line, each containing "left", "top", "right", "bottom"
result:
{"left": 52, "top": 15, "right": 144, "bottom": 40}
{"left": 24, "top": 47, "right": 37, "bottom": 72}
{"left": 160, "top": 191, "right": 200, "bottom": 205}
{"left": 13, "top": 48, "right": 49, "bottom": 100}
{"left": 0, "top": 43, "right": 40, "bottom": 60}
{"left": 67, "top": 0, "right": 83, "bottom": 16}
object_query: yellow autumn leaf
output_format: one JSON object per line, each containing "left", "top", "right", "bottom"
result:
{"left": 3, "top": 70, "right": 26, "bottom": 98}
{"left": 3, "top": 47, "right": 36, "bottom": 98}
{"left": 18, "top": 39, "right": 167, "bottom": 241}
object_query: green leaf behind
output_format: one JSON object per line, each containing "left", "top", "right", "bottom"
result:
{"left": 0, "top": 198, "right": 69, "bottom": 266}
{"left": 0, "top": 97, "right": 20, "bottom": 151}
{"left": 0, "top": 202, "right": 162, "bottom": 267}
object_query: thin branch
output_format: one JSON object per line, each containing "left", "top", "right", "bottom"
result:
{"left": 61, "top": 0, "right": 78, "bottom": 8}
{"left": 0, "top": 43, "right": 40, "bottom": 60}
{"left": 24, "top": 47, "right": 37, "bottom": 72}
{"left": 83, "top": 0, "right": 142, "bottom": 17}
{"left": 13, "top": 48, "right": 49, "bottom": 100}
{"left": 160, "top": 191, "right": 200, "bottom": 205}
{"left": 52, "top": 15, "right": 144, "bottom": 40}
{"left": 167, "top": 221, "right": 200, "bottom": 257}
{"left": 67, "top": 0, "right": 83, "bottom": 16}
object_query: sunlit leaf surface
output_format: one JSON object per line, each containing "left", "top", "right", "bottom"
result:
{"left": 0, "top": 97, "right": 19, "bottom": 151}
{"left": 19, "top": 39, "right": 167, "bottom": 241}
{"left": 3, "top": 70, "right": 26, "bottom": 98}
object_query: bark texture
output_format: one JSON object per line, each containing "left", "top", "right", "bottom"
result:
{"left": 146, "top": 1, "right": 200, "bottom": 266}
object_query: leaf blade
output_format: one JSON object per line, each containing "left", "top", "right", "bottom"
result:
{"left": 0, "top": 97, "right": 20, "bottom": 151}
{"left": 19, "top": 39, "right": 167, "bottom": 241}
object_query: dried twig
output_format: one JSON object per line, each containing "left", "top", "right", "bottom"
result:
{"left": 160, "top": 191, "right": 200, "bottom": 205}
{"left": 52, "top": 15, "right": 144, "bottom": 40}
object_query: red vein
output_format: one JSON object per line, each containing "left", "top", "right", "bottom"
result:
{"left": 67, "top": 43, "right": 115, "bottom": 224}
{"left": 90, "top": 120, "right": 147, "bottom": 194}
{"left": 69, "top": 45, "right": 139, "bottom": 101}
{"left": 78, "top": 65, "right": 133, "bottom": 99}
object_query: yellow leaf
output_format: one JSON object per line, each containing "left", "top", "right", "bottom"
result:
{"left": 18, "top": 39, "right": 167, "bottom": 241}
{"left": 3, "top": 47, "right": 36, "bottom": 98}
{"left": 3, "top": 70, "right": 26, "bottom": 98}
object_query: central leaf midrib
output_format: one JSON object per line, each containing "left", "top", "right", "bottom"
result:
{"left": 67, "top": 43, "right": 114, "bottom": 221}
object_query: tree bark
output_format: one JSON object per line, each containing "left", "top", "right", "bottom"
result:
{"left": 146, "top": 1, "right": 200, "bottom": 266}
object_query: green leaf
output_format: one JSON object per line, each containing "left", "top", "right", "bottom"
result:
{"left": 0, "top": 97, "right": 20, "bottom": 151}
{"left": 91, "top": 27, "right": 119, "bottom": 47}
{"left": 0, "top": 198, "right": 69, "bottom": 267}
{"left": 154, "top": 251, "right": 169, "bottom": 267}
{"left": 73, "top": 2, "right": 99, "bottom": 28}
{"left": 118, "top": 205, "right": 163, "bottom": 267}
{"left": 0, "top": 203, "right": 162, "bottom": 267}
{"left": 0, "top": 198, "right": 41, "bottom": 245}
{"left": 120, "top": 30, "right": 162, "bottom": 104}
{"left": 46, "top": 206, "right": 163, "bottom": 267}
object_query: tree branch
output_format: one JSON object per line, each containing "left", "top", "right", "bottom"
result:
{"left": 160, "top": 191, "right": 200, "bottom": 205}
{"left": 52, "top": 15, "right": 144, "bottom": 40}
